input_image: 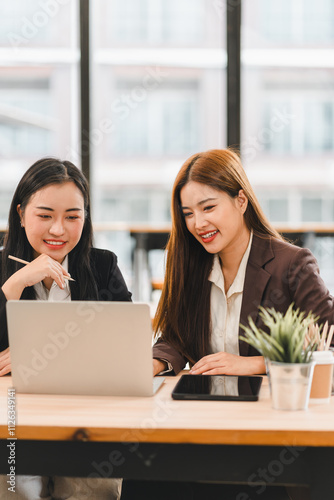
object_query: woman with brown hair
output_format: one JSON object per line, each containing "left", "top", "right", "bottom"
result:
{"left": 152, "top": 148, "right": 334, "bottom": 377}
{"left": 122, "top": 148, "right": 325, "bottom": 499}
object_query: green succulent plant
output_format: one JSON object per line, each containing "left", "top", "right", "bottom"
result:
{"left": 239, "top": 303, "right": 318, "bottom": 363}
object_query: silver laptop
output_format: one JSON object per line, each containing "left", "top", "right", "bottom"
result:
{"left": 6, "top": 301, "right": 164, "bottom": 397}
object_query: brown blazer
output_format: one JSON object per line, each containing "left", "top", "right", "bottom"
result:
{"left": 153, "top": 235, "right": 334, "bottom": 374}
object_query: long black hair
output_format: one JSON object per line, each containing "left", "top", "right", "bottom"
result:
{"left": 1, "top": 157, "right": 99, "bottom": 300}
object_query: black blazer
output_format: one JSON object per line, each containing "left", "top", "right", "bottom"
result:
{"left": 0, "top": 248, "right": 132, "bottom": 352}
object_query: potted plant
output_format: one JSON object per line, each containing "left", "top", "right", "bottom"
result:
{"left": 240, "top": 304, "right": 318, "bottom": 410}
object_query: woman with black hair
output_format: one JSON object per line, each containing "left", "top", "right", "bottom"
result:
{"left": 0, "top": 157, "right": 131, "bottom": 499}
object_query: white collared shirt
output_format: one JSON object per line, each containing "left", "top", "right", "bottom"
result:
{"left": 157, "top": 233, "right": 253, "bottom": 376}
{"left": 33, "top": 255, "right": 71, "bottom": 301}
{"left": 208, "top": 233, "right": 253, "bottom": 396}
{"left": 209, "top": 232, "right": 253, "bottom": 356}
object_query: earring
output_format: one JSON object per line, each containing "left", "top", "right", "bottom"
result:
{"left": 20, "top": 220, "right": 23, "bottom": 228}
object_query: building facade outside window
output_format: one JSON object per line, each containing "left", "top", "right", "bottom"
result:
{"left": 1, "top": 0, "right": 334, "bottom": 290}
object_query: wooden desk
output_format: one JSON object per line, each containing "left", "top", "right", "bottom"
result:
{"left": 1, "top": 374, "right": 334, "bottom": 498}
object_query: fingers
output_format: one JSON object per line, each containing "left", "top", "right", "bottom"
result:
{"left": 190, "top": 364, "right": 207, "bottom": 374}
{"left": 190, "top": 360, "right": 224, "bottom": 375}
{"left": 200, "top": 368, "right": 227, "bottom": 375}
{"left": 52, "top": 262, "right": 70, "bottom": 289}
{"left": 0, "top": 363, "right": 11, "bottom": 376}
{"left": 47, "top": 260, "right": 71, "bottom": 288}
{"left": 29, "top": 254, "right": 67, "bottom": 289}
{"left": 56, "top": 262, "right": 71, "bottom": 281}
{"left": 52, "top": 268, "right": 66, "bottom": 289}
{"left": 0, "top": 347, "right": 10, "bottom": 363}
{"left": 190, "top": 354, "right": 264, "bottom": 377}
{"left": 190, "top": 353, "right": 221, "bottom": 373}
{"left": 190, "top": 352, "right": 239, "bottom": 375}
{"left": 0, "top": 348, "right": 11, "bottom": 376}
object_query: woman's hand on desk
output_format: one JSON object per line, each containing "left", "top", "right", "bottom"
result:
{"left": 189, "top": 352, "right": 265, "bottom": 376}
{"left": 0, "top": 348, "right": 11, "bottom": 376}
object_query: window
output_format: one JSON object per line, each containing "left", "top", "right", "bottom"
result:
{"left": 259, "top": 0, "right": 334, "bottom": 44}
{"left": 91, "top": 0, "right": 226, "bottom": 228}
{"left": 268, "top": 198, "right": 289, "bottom": 223}
{"left": 111, "top": 79, "right": 200, "bottom": 157}
{"left": 0, "top": 0, "right": 79, "bottom": 223}
{"left": 2, "top": 1, "right": 334, "bottom": 292}
{"left": 97, "top": 0, "right": 206, "bottom": 46}
{"left": 302, "top": 198, "right": 323, "bottom": 222}
{"left": 0, "top": 1, "right": 73, "bottom": 47}
{"left": 242, "top": 0, "right": 334, "bottom": 234}
{"left": 305, "top": 101, "right": 334, "bottom": 153}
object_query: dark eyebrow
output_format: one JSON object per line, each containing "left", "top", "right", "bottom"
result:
{"left": 35, "top": 206, "right": 83, "bottom": 212}
{"left": 181, "top": 197, "right": 218, "bottom": 210}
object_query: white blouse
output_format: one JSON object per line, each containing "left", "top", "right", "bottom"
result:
{"left": 208, "top": 233, "right": 253, "bottom": 396}
{"left": 209, "top": 232, "right": 253, "bottom": 356}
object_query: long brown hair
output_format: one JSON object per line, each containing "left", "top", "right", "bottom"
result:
{"left": 153, "top": 149, "right": 283, "bottom": 364}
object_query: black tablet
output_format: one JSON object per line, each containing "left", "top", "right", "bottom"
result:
{"left": 171, "top": 374, "right": 263, "bottom": 401}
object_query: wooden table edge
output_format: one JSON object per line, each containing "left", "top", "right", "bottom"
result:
{"left": 1, "top": 426, "right": 334, "bottom": 447}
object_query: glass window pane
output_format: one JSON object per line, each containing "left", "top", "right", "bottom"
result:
{"left": 0, "top": 0, "right": 73, "bottom": 47}
{"left": 302, "top": 198, "right": 322, "bottom": 222}
{"left": 268, "top": 198, "right": 288, "bottom": 222}
{"left": 97, "top": 0, "right": 210, "bottom": 47}
{"left": 108, "top": 76, "right": 200, "bottom": 157}
{"left": 92, "top": 0, "right": 226, "bottom": 229}
{"left": 91, "top": 0, "right": 226, "bottom": 284}
{"left": 242, "top": 0, "right": 334, "bottom": 228}
{"left": 259, "top": 1, "right": 292, "bottom": 43}
{"left": 303, "top": 0, "right": 334, "bottom": 43}
{"left": 0, "top": 2, "right": 80, "bottom": 224}
{"left": 161, "top": 0, "right": 205, "bottom": 44}
{"left": 304, "top": 101, "right": 334, "bottom": 152}
{"left": 256, "top": 0, "right": 334, "bottom": 45}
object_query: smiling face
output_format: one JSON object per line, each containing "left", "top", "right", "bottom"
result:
{"left": 18, "top": 182, "right": 85, "bottom": 263}
{"left": 180, "top": 181, "right": 250, "bottom": 261}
